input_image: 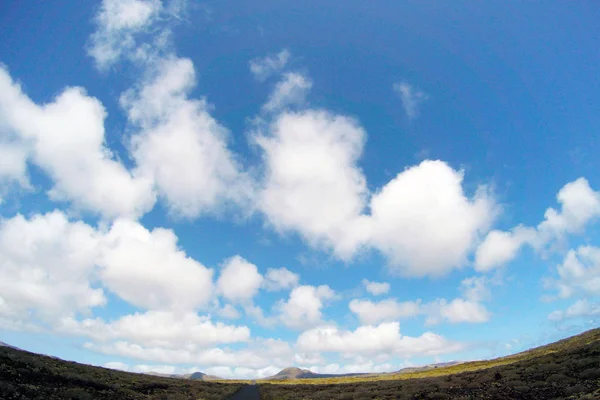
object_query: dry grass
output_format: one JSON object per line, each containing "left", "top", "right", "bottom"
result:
{"left": 259, "top": 328, "right": 600, "bottom": 399}
{"left": 262, "top": 328, "right": 600, "bottom": 385}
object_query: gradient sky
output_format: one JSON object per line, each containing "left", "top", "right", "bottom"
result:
{"left": 0, "top": 0, "right": 599, "bottom": 379}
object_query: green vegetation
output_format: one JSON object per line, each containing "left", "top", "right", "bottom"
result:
{"left": 0, "top": 346, "right": 242, "bottom": 399}
{"left": 258, "top": 328, "right": 600, "bottom": 399}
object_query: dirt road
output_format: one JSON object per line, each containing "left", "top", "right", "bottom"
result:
{"left": 227, "top": 384, "right": 260, "bottom": 400}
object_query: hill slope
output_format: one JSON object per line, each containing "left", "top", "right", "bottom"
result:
{"left": 259, "top": 328, "right": 600, "bottom": 399}
{"left": 1, "top": 328, "right": 599, "bottom": 399}
{"left": 0, "top": 345, "right": 242, "bottom": 400}
{"left": 263, "top": 367, "right": 369, "bottom": 380}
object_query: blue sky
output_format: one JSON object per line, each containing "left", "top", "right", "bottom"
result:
{"left": 0, "top": 0, "right": 599, "bottom": 379}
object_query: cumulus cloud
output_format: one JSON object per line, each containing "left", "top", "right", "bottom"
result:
{"left": 475, "top": 227, "right": 536, "bottom": 272}
{"left": 460, "top": 276, "right": 492, "bottom": 303}
{"left": 538, "top": 178, "right": 600, "bottom": 239}
{"left": 255, "top": 110, "right": 370, "bottom": 258}
{"left": 0, "top": 67, "right": 156, "bottom": 218}
{"left": 218, "top": 304, "right": 242, "bottom": 319}
{"left": 263, "top": 72, "right": 312, "bottom": 112}
{"left": 256, "top": 107, "right": 496, "bottom": 276}
{"left": 424, "top": 298, "right": 491, "bottom": 325}
{"left": 545, "top": 246, "right": 600, "bottom": 299}
{"left": 263, "top": 267, "right": 300, "bottom": 291}
{"left": 548, "top": 299, "right": 600, "bottom": 321}
{"left": 476, "top": 178, "right": 600, "bottom": 271}
{"left": 58, "top": 310, "right": 250, "bottom": 347}
{"left": 105, "top": 361, "right": 284, "bottom": 380}
{"left": 393, "top": 82, "right": 428, "bottom": 120}
{"left": 0, "top": 210, "right": 231, "bottom": 331}
{"left": 309, "top": 361, "right": 395, "bottom": 375}
{"left": 0, "top": 139, "right": 30, "bottom": 201}
{"left": 350, "top": 277, "right": 491, "bottom": 326}
{"left": 88, "top": 0, "right": 163, "bottom": 69}
{"left": 201, "top": 366, "right": 280, "bottom": 380}
{"left": 349, "top": 299, "right": 421, "bottom": 325}
{"left": 242, "top": 303, "right": 277, "bottom": 327}
{"left": 297, "top": 322, "right": 463, "bottom": 357}
{"left": 217, "top": 256, "right": 263, "bottom": 303}
{"left": 124, "top": 56, "right": 253, "bottom": 218}
{"left": 362, "top": 279, "right": 390, "bottom": 295}
{"left": 132, "top": 364, "right": 177, "bottom": 375}
{"left": 89, "top": 0, "right": 254, "bottom": 219}
{"left": 0, "top": 212, "right": 104, "bottom": 325}
{"left": 87, "top": 337, "right": 294, "bottom": 371}
{"left": 368, "top": 161, "right": 496, "bottom": 276}
{"left": 276, "top": 285, "right": 336, "bottom": 329}
{"left": 249, "top": 49, "right": 291, "bottom": 81}
{"left": 103, "top": 361, "right": 130, "bottom": 371}
{"left": 99, "top": 219, "right": 214, "bottom": 311}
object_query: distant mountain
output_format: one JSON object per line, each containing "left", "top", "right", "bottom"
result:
{"left": 395, "top": 361, "right": 463, "bottom": 374}
{"left": 266, "top": 367, "right": 319, "bottom": 380}
{"left": 145, "top": 371, "right": 223, "bottom": 381}
{"left": 0, "top": 341, "right": 18, "bottom": 350}
{"left": 263, "top": 363, "right": 466, "bottom": 381}
{"left": 263, "top": 367, "right": 369, "bottom": 380}
{"left": 182, "top": 371, "right": 223, "bottom": 381}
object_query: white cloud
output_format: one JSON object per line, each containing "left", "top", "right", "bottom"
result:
{"left": 255, "top": 110, "right": 370, "bottom": 259}
{"left": 351, "top": 278, "right": 491, "bottom": 326}
{"left": 87, "top": 337, "right": 293, "bottom": 371}
{"left": 256, "top": 107, "right": 496, "bottom": 276}
{"left": 124, "top": 56, "right": 253, "bottom": 218}
{"left": 538, "top": 178, "right": 600, "bottom": 239}
{"left": 59, "top": 310, "right": 250, "bottom": 348}
{"left": 546, "top": 246, "right": 600, "bottom": 299}
{"left": 242, "top": 304, "right": 277, "bottom": 327}
{"left": 460, "top": 276, "right": 492, "bottom": 303}
{"left": 218, "top": 304, "right": 242, "bottom": 319}
{"left": 0, "top": 139, "right": 30, "bottom": 201}
{"left": 89, "top": 1, "right": 253, "bottom": 219}
{"left": 105, "top": 362, "right": 182, "bottom": 376}
{"left": 349, "top": 299, "right": 421, "bottom": 325}
{"left": 249, "top": 49, "right": 291, "bottom": 81}
{"left": 88, "top": 0, "right": 163, "bottom": 69}
{"left": 309, "top": 361, "right": 394, "bottom": 375}
{"left": 99, "top": 219, "right": 214, "bottom": 311}
{"left": 475, "top": 178, "right": 600, "bottom": 271}
{"left": 425, "top": 298, "right": 491, "bottom": 325}
{"left": 276, "top": 285, "right": 336, "bottom": 329}
{"left": 0, "top": 208, "right": 230, "bottom": 331}
{"left": 368, "top": 160, "right": 496, "bottom": 277}
{"left": 548, "top": 299, "right": 600, "bottom": 321}
{"left": 217, "top": 256, "right": 263, "bottom": 303}
{"left": 263, "top": 72, "right": 312, "bottom": 112}
{"left": 0, "top": 212, "right": 104, "bottom": 325}
{"left": 132, "top": 364, "right": 177, "bottom": 375}
{"left": 204, "top": 365, "right": 281, "bottom": 380}
{"left": 297, "top": 322, "right": 463, "bottom": 357}
{"left": 104, "top": 361, "right": 285, "bottom": 380}
{"left": 362, "top": 279, "right": 390, "bottom": 296}
{"left": 474, "top": 227, "right": 536, "bottom": 272}
{"left": 0, "top": 67, "right": 156, "bottom": 218}
{"left": 103, "top": 361, "right": 130, "bottom": 371}
{"left": 393, "top": 82, "right": 428, "bottom": 120}
{"left": 263, "top": 267, "right": 300, "bottom": 291}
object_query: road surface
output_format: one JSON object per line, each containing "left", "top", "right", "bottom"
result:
{"left": 227, "top": 384, "right": 260, "bottom": 400}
